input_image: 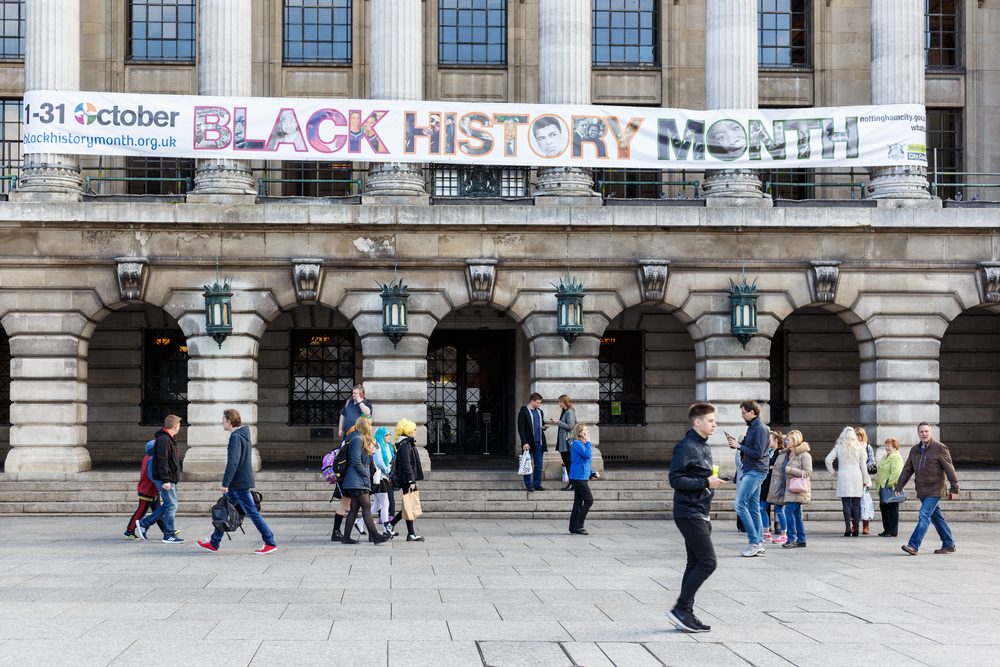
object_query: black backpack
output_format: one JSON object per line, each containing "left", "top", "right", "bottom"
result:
{"left": 211, "top": 495, "right": 245, "bottom": 540}
{"left": 333, "top": 443, "right": 351, "bottom": 485}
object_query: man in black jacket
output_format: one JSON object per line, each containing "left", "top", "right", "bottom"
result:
{"left": 136, "top": 414, "right": 183, "bottom": 544}
{"left": 667, "top": 402, "right": 726, "bottom": 633}
{"left": 516, "top": 392, "right": 547, "bottom": 491}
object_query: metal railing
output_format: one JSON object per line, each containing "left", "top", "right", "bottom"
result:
{"left": 85, "top": 174, "right": 192, "bottom": 195}
{"left": 930, "top": 172, "right": 1000, "bottom": 202}
{"left": 596, "top": 178, "right": 701, "bottom": 199}
{"left": 257, "top": 176, "right": 363, "bottom": 197}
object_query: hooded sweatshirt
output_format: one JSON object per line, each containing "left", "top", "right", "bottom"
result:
{"left": 222, "top": 425, "right": 255, "bottom": 490}
{"left": 150, "top": 428, "right": 180, "bottom": 485}
{"left": 137, "top": 440, "right": 157, "bottom": 499}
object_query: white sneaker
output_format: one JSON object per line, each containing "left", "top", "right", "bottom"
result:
{"left": 135, "top": 523, "right": 147, "bottom": 540}
{"left": 740, "top": 543, "right": 762, "bottom": 557}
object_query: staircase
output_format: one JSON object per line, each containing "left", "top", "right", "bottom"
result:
{"left": 2, "top": 468, "right": 999, "bottom": 522}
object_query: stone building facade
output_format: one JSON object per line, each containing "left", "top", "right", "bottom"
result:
{"left": 0, "top": 0, "right": 998, "bottom": 479}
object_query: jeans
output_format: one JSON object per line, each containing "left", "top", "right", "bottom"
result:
{"left": 907, "top": 496, "right": 955, "bottom": 551}
{"left": 734, "top": 470, "right": 766, "bottom": 545}
{"left": 210, "top": 489, "right": 275, "bottom": 549}
{"left": 673, "top": 517, "right": 717, "bottom": 613}
{"left": 569, "top": 480, "right": 593, "bottom": 532}
{"left": 785, "top": 502, "right": 805, "bottom": 543}
{"left": 141, "top": 481, "right": 177, "bottom": 538}
{"left": 760, "top": 500, "right": 785, "bottom": 532}
{"left": 522, "top": 447, "right": 544, "bottom": 490}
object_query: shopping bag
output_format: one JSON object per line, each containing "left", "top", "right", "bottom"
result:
{"left": 517, "top": 451, "right": 534, "bottom": 476}
{"left": 402, "top": 490, "right": 423, "bottom": 520}
{"left": 561, "top": 466, "right": 569, "bottom": 483}
{"left": 860, "top": 490, "right": 875, "bottom": 521}
{"left": 879, "top": 487, "right": 906, "bottom": 504}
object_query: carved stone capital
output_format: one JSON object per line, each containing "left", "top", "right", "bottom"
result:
{"left": 809, "top": 261, "right": 841, "bottom": 303}
{"left": 115, "top": 257, "right": 149, "bottom": 302}
{"left": 466, "top": 259, "right": 497, "bottom": 304}
{"left": 980, "top": 262, "right": 1000, "bottom": 303}
{"left": 637, "top": 260, "right": 670, "bottom": 303}
{"left": 292, "top": 259, "right": 324, "bottom": 303}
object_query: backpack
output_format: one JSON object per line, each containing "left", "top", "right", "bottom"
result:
{"left": 321, "top": 446, "right": 351, "bottom": 486}
{"left": 211, "top": 495, "right": 245, "bottom": 540}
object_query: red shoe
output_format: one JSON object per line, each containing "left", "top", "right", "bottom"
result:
{"left": 196, "top": 540, "right": 218, "bottom": 552}
{"left": 255, "top": 544, "right": 278, "bottom": 555}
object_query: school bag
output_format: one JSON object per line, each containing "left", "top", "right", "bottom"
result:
{"left": 211, "top": 495, "right": 245, "bottom": 540}
{"left": 321, "top": 445, "right": 351, "bottom": 486}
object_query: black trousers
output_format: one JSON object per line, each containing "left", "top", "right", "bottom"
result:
{"left": 560, "top": 450, "right": 572, "bottom": 470}
{"left": 879, "top": 501, "right": 899, "bottom": 536}
{"left": 569, "top": 480, "right": 593, "bottom": 531}
{"left": 674, "top": 517, "right": 717, "bottom": 613}
{"left": 841, "top": 497, "right": 861, "bottom": 531}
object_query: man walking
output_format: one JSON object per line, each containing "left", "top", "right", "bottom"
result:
{"left": 198, "top": 409, "right": 278, "bottom": 554}
{"left": 896, "top": 422, "right": 959, "bottom": 556}
{"left": 667, "top": 403, "right": 726, "bottom": 633}
{"left": 725, "top": 400, "right": 770, "bottom": 557}
{"left": 136, "top": 414, "right": 184, "bottom": 545}
{"left": 517, "top": 392, "right": 547, "bottom": 492}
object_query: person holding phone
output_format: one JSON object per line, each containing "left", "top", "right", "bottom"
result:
{"left": 725, "top": 400, "right": 771, "bottom": 557}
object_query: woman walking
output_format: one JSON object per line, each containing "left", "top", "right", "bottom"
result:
{"left": 876, "top": 437, "right": 904, "bottom": 537}
{"left": 385, "top": 418, "right": 426, "bottom": 542}
{"left": 567, "top": 423, "right": 594, "bottom": 535}
{"left": 782, "top": 430, "right": 813, "bottom": 548}
{"left": 549, "top": 395, "right": 577, "bottom": 491}
{"left": 825, "top": 426, "right": 872, "bottom": 537}
{"left": 855, "top": 427, "right": 878, "bottom": 535}
{"left": 371, "top": 427, "right": 395, "bottom": 538}
{"left": 763, "top": 431, "right": 788, "bottom": 545}
{"left": 341, "top": 417, "right": 391, "bottom": 545}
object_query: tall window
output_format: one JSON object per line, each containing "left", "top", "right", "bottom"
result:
{"left": 289, "top": 330, "right": 355, "bottom": 425}
{"left": 768, "top": 326, "right": 788, "bottom": 425}
{"left": 593, "top": 169, "right": 661, "bottom": 199}
{"left": 758, "top": 0, "right": 810, "bottom": 68}
{"left": 438, "top": 0, "right": 506, "bottom": 65}
{"left": 0, "top": 328, "right": 10, "bottom": 426}
{"left": 926, "top": 0, "right": 960, "bottom": 70}
{"left": 593, "top": 0, "right": 658, "bottom": 66}
{"left": 142, "top": 329, "right": 189, "bottom": 426}
{"left": 0, "top": 98, "right": 21, "bottom": 193}
{"left": 124, "top": 157, "right": 195, "bottom": 195}
{"left": 598, "top": 331, "right": 645, "bottom": 426}
{"left": 129, "top": 0, "right": 196, "bottom": 62}
{"left": 280, "top": 162, "right": 356, "bottom": 197}
{"left": 927, "top": 108, "right": 963, "bottom": 200}
{"left": 0, "top": 0, "right": 24, "bottom": 60}
{"left": 284, "top": 0, "right": 352, "bottom": 64}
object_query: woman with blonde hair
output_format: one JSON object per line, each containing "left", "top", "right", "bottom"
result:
{"left": 567, "top": 422, "right": 594, "bottom": 534}
{"left": 876, "top": 438, "right": 904, "bottom": 537}
{"left": 825, "top": 426, "right": 872, "bottom": 537}
{"left": 781, "top": 430, "right": 813, "bottom": 548}
{"left": 384, "top": 418, "right": 426, "bottom": 541}
{"left": 341, "top": 417, "right": 391, "bottom": 545}
{"left": 854, "top": 427, "right": 878, "bottom": 534}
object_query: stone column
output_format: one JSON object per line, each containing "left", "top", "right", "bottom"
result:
{"left": 534, "top": 0, "right": 599, "bottom": 201}
{"left": 188, "top": 0, "right": 256, "bottom": 201}
{"left": 11, "top": 0, "right": 81, "bottom": 200}
{"left": 363, "top": 0, "right": 427, "bottom": 201}
{"left": 868, "top": 0, "right": 931, "bottom": 200}
{"left": 702, "top": 0, "right": 765, "bottom": 200}
{"left": 2, "top": 325, "right": 90, "bottom": 477}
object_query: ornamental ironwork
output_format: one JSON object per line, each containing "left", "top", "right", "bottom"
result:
{"left": 141, "top": 329, "right": 188, "bottom": 425}
{"left": 289, "top": 329, "right": 355, "bottom": 425}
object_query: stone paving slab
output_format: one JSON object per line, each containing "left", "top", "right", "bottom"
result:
{"left": 1, "top": 516, "right": 999, "bottom": 666}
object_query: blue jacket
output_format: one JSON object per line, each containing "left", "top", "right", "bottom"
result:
{"left": 222, "top": 425, "right": 255, "bottom": 490}
{"left": 669, "top": 428, "right": 715, "bottom": 519}
{"left": 343, "top": 433, "right": 373, "bottom": 491}
{"left": 569, "top": 439, "right": 592, "bottom": 481}
{"left": 738, "top": 417, "right": 770, "bottom": 474}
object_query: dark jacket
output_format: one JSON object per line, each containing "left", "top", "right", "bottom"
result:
{"left": 669, "top": 428, "right": 715, "bottom": 519}
{"left": 150, "top": 428, "right": 180, "bottom": 484}
{"left": 394, "top": 436, "right": 425, "bottom": 489}
{"left": 895, "top": 439, "right": 959, "bottom": 500}
{"left": 343, "top": 432, "right": 372, "bottom": 491}
{"left": 738, "top": 417, "right": 770, "bottom": 474}
{"left": 222, "top": 425, "right": 255, "bottom": 490}
{"left": 516, "top": 405, "right": 547, "bottom": 453}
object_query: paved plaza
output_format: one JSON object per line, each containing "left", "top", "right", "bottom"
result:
{"left": 0, "top": 515, "right": 997, "bottom": 666}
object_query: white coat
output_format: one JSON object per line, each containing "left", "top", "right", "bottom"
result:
{"left": 825, "top": 443, "right": 871, "bottom": 498}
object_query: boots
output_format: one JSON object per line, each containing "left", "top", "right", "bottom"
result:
{"left": 862, "top": 520, "right": 870, "bottom": 535}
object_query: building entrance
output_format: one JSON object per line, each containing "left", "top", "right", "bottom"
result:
{"left": 426, "top": 330, "right": 514, "bottom": 456}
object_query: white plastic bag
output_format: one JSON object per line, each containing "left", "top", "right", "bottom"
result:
{"left": 561, "top": 466, "right": 570, "bottom": 484}
{"left": 861, "top": 490, "right": 875, "bottom": 521}
{"left": 517, "top": 451, "right": 534, "bottom": 476}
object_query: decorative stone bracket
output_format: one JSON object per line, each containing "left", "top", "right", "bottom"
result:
{"left": 292, "top": 258, "right": 324, "bottom": 303}
{"left": 980, "top": 262, "right": 1000, "bottom": 303}
{"left": 637, "top": 260, "right": 670, "bottom": 303}
{"left": 115, "top": 257, "right": 148, "bottom": 302}
{"left": 466, "top": 259, "right": 497, "bottom": 304}
{"left": 809, "top": 261, "right": 841, "bottom": 303}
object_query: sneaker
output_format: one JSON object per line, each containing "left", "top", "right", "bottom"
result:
{"left": 763, "top": 531, "right": 772, "bottom": 542}
{"left": 756, "top": 543, "right": 766, "bottom": 556}
{"left": 255, "top": 544, "right": 279, "bottom": 555}
{"left": 123, "top": 531, "right": 138, "bottom": 540}
{"left": 740, "top": 543, "right": 763, "bottom": 557}
{"left": 933, "top": 545, "right": 956, "bottom": 554}
{"left": 772, "top": 534, "right": 788, "bottom": 545}
{"left": 135, "top": 523, "right": 147, "bottom": 540}
{"left": 796, "top": 542, "right": 807, "bottom": 548}
{"left": 781, "top": 540, "right": 797, "bottom": 549}
{"left": 901, "top": 545, "right": 918, "bottom": 556}
{"left": 196, "top": 540, "right": 218, "bottom": 552}
{"left": 406, "top": 534, "right": 425, "bottom": 542}
{"left": 667, "top": 607, "right": 710, "bottom": 633}
{"left": 162, "top": 535, "right": 185, "bottom": 545}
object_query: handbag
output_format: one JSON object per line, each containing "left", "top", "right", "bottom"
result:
{"left": 879, "top": 487, "right": 906, "bottom": 504}
{"left": 517, "top": 451, "right": 534, "bottom": 476}
{"left": 402, "top": 489, "right": 423, "bottom": 520}
{"left": 860, "top": 490, "right": 875, "bottom": 521}
{"left": 788, "top": 475, "right": 810, "bottom": 494}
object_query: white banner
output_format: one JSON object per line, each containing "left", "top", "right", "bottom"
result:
{"left": 22, "top": 90, "right": 927, "bottom": 169}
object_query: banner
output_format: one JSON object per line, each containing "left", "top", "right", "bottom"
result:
{"left": 22, "top": 90, "right": 927, "bottom": 169}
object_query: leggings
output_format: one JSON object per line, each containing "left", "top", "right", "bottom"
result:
{"left": 343, "top": 492, "right": 380, "bottom": 539}
{"left": 126, "top": 497, "right": 163, "bottom": 533}
{"left": 841, "top": 497, "right": 861, "bottom": 531}
{"left": 371, "top": 492, "right": 391, "bottom": 524}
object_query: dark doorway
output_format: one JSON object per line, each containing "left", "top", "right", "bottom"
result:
{"left": 426, "top": 329, "right": 514, "bottom": 456}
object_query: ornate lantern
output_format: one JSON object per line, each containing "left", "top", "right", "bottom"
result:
{"left": 203, "top": 274, "right": 233, "bottom": 349}
{"left": 380, "top": 276, "right": 409, "bottom": 347}
{"left": 729, "top": 269, "right": 758, "bottom": 349}
{"left": 554, "top": 277, "right": 585, "bottom": 345}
